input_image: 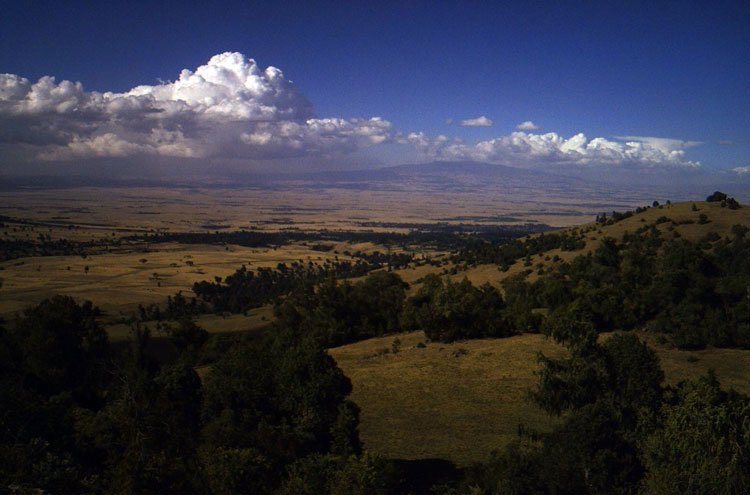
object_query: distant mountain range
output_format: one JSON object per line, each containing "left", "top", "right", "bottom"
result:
{"left": 253, "top": 160, "right": 593, "bottom": 194}
{"left": 1, "top": 161, "right": 580, "bottom": 192}
{"left": 241, "top": 161, "right": 746, "bottom": 202}
{"left": 3, "top": 160, "right": 749, "bottom": 202}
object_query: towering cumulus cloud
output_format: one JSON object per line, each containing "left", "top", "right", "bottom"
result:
{"left": 0, "top": 52, "right": 392, "bottom": 162}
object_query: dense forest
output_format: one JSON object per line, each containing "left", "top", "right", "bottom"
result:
{"left": 502, "top": 222, "right": 750, "bottom": 349}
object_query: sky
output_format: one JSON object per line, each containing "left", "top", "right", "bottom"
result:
{"left": 1, "top": 0, "right": 749, "bottom": 180}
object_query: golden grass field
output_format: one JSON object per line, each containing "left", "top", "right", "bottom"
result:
{"left": 330, "top": 331, "right": 567, "bottom": 466}
{"left": 331, "top": 329, "right": 750, "bottom": 466}
{"left": 0, "top": 240, "right": 358, "bottom": 320}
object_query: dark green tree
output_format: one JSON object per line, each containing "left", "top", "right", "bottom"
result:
{"left": 10, "top": 295, "right": 108, "bottom": 405}
{"left": 528, "top": 331, "right": 664, "bottom": 494}
{"left": 405, "top": 276, "right": 512, "bottom": 342}
{"left": 200, "top": 330, "right": 360, "bottom": 493}
{"left": 706, "top": 191, "right": 728, "bottom": 202}
{"left": 0, "top": 297, "right": 111, "bottom": 492}
{"left": 79, "top": 324, "right": 204, "bottom": 494}
{"left": 642, "top": 372, "right": 750, "bottom": 494}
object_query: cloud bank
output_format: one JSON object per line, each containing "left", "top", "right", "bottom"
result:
{"left": 614, "top": 136, "right": 702, "bottom": 154}
{"left": 0, "top": 52, "right": 392, "bottom": 162}
{"left": 0, "top": 52, "right": 701, "bottom": 172}
{"left": 406, "top": 131, "right": 700, "bottom": 169}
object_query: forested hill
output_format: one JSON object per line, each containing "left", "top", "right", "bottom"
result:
{"left": 454, "top": 194, "right": 750, "bottom": 281}
{"left": 445, "top": 192, "right": 750, "bottom": 350}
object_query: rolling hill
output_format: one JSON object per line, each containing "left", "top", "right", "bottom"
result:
{"left": 331, "top": 197, "right": 750, "bottom": 466}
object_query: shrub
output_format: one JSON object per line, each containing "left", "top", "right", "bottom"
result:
{"left": 706, "top": 191, "right": 728, "bottom": 202}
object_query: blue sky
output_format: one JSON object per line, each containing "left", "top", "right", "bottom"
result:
{"left": 1, "top": 0, "right": 748, "bottom": 176}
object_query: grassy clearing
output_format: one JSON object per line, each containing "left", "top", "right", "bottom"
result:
{"left": 194, "top": 307, "right": 274, "bottom": 333}
{"left": 331, "top": 329, "right": 750, "bottom": 466}
{"left": 635, "top": 331, "right": 750, "bottom": 395}
{"left": 330, "top": 331, "right": 567, "bottom": 466}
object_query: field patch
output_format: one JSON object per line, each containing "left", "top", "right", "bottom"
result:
{"left": 332, "top": 330, "right": 750, "bottom": 466}
{"left": 330, "top": 331, "right": 567, "bottom": 466}
{"left": 0, "top": 242, "right": 348, "bottom": 319}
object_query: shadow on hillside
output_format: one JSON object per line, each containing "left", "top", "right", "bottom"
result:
{"left": 389, "top": 458, "right": 463, "bottom": 494}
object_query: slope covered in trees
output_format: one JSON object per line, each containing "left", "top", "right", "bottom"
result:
{"left": 446, "top": 197, "right": 750, "bottom": 349}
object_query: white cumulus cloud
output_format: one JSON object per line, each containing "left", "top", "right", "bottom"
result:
{"left": 0, "top": 52, "right": 393, "bottom": 163}
{"left": 732, "top": 166, "right": 750, "bottom": 175}
{"left": 614, "top": 136, "right": 702, "bottom": 154}
{"left": 516, "top": 120, "right": 540, "bottom": 130}
{"left": 458, "top": 116, "right": 493, "bottom": 127}
{"left": 0, "top": 53, "right": 704, "bottom": 174}
{"left": 410, "top": 131, "right": 700, "bottom": 169}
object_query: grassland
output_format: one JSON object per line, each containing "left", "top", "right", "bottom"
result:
{"left": 330, "top": 331, "right": 567, "bottom": 466}
{"left": 331, "top": 329, "right": 750, "bottom": 467}
{"left": 3, "top": 188, "right": 750, "bottom": 469}
{"left": 0, "top": 182, "right": 657, "bottom": 236}
{"left": 638, "top": 331, "right": 750, "bottom": 393}
{"left": 0, "top": 240, "right": 357, "bottom": 320}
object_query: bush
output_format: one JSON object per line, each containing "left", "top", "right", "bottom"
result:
{"left": 706, "top": 191, "right": 728, "bottom": 202}
{"left": 405, "top": 276, "right": 513, "bottom": 342}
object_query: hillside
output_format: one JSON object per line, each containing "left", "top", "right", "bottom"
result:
{"left": 331, "top": 329, "right": 750, "bottom": 466}
{"left": 332, "top": 197, "right": 750, "bottom": 466}
{"left": 427, "top": 198, "right": 750, "bottom": 288}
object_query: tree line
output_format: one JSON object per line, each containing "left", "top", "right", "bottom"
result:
{"left": 451, "top": 230, "right": 586, "bottom": 269}
{"left": 126, "top": 226, "right": 548, "bottom": 253}
{"left": 0, "top": 236, "right": 119, "bottom": 261}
